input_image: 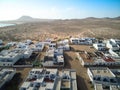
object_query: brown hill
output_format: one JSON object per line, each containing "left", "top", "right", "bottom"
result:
{"left": 0, "top": 17, "right": 120, "bottom": 41}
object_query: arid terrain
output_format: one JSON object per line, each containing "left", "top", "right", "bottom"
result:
{"left": 1, "top": 17, "right": 120, "bottom": 90}
{"left": 0, "top": 17, "right": 120, "bottom": 41}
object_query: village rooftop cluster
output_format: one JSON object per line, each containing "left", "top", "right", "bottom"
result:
{"left": 0, "top": 37, "right": 120, "bottom": 90}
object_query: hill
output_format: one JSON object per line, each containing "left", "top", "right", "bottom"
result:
{"left": 17, "top": 16, "right": 34, "bottom": 21}
{"left": 16, "top": 15, "right": 54, "bottom": 22}
{"left": 0, "top": 16, "right": 120, "bottom": 41}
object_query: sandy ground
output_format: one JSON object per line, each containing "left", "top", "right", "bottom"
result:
{"left": 0, "top": 18, "right": 120, "bottom": 42}
{"left": 64, "top": 45, "right": 95, "bottom": 90}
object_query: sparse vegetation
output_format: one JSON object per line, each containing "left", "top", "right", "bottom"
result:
{"left": 0, "top": 18, "right": 120, "bottom": 42}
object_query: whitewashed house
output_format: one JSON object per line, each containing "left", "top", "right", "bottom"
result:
{"left": 31, "top": 42, "right": 44, "bottom": 52}
{"left": 93, "top": 43, "right": 106, "bottom": 51}
{"left": 20, "top": 69, "right": 77, "bottom": 90}
{"left": 94, "top": 84, "right": 119, "bottom": 90}
{"left": 57, "top": 39, "right": 69, "bottom": 45}
{"left": 0, "top": 49, "right": 32, "bottom": 66}
{"left": 70, "top": 38, "right": 79, "bottom": 44}
{"left": 17, "top": 42, "right": 29, "bottom": 49}
{"left": 23, "top": 49, "right": 33, "bottom": 59}
{"left": 56, "top": 55, "right": 64, "bottom": 66}
{"left": 106, "top": 39, "right": 119, "bottom": 51}
{"left": 42, "top": 39, "right": 52, "bottom": 45}
{"left": 0, "top": 68, "right": 16, "bottom": 89}
{"left": 110, "top": 39, "right": 120, "bottom": 46}
{"left": 70, "top": 37, "right": 95, "bottom": 45}
{"left": 58, "top": 45, "right": 70, "bottom": 51}
{"left": 0, "top": 50, "right": 21, "bottom": 66}
{"left": 78, "top": 37, "right": 94, "bottom": 45}
{"left": 109, "top": 49, "right": 120, "bottom": 58}
{"left": 42, "top": 48, "right": 65, "bottom": 67}
{"left": 54, "top": 49, "right": 63, "bottom": 56}
{"left": 49, "top": 43, "right": 56, "bottom": 49}
{"left": 25, "top": 39, "right": 32, "bottom": 45}
{"left": 7, "top": 42, "right": 16, "bottom": 46}
{"left": 20, "top": 68, "right": 58, "bottom": 90}
{"left": 87, "top": 67, "right": 117, "bottom": 86}
{"left": 57, "top": 39, "right": 70, "bottom": 50}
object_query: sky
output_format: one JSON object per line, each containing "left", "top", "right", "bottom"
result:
{"left": 0, "top": 0, "right": 120, "bottom": 20}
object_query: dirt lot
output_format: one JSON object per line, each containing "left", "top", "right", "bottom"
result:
{"left": 70, "top": 45, "right": 96, "bottom": 52}
{"left": 0, "top": 18, "right": 120, "bottom": 41}
{"left": 4, "top": 68, "right": 31, "bottom": 90}
{"left": 64, "top": 45, "right": 95, "bottom": 90}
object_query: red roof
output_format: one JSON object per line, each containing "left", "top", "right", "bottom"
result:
{"left": 103, "top": 56, "right": 115, "bottom": 62}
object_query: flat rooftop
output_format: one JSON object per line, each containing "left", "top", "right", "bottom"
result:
{"left": 58, "top": 69, "right": 77, "bottom": 90}
{"left": 79, "top": 52, "right": 95, "bottom": 63}
{"left": 20, "top": 69, "right": 77, "bottom": 90}
{"left": 110, "top": 85, "right": 119, "bottom": 90}
{"left": 0, "top": 68, "right": 15, "bottom": 87}
{"left": 90, "top": 67, "right": 115, "bottom": 77}
{"left": 20, "top": 68, "right": 58, "bottom": 90}
{"left": 95, "top": 84, "right": 103, "bottom": 90}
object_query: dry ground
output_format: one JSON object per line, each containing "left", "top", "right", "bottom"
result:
{"left": 4, "top": 68, "right": 32, "bottom": 90}
{"left": 0, "top": 18, "right": 120, "bottom": 41}
{"left": 64, "top": 45, "right": 96, "bottom": 90}
{"left": 70, "top": 45, "right": 96, "bottom": 52}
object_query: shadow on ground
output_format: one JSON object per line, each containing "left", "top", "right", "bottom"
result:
{"left": 77, "top": 75, "right": 89, "bottom": 90}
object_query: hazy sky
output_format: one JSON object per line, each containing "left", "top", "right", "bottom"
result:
{"left": 0, "top": 0, "right": 120, "bottom": 20}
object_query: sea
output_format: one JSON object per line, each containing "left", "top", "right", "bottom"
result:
{"left": 0, "top": 23, "right": 15, "bottom": 27}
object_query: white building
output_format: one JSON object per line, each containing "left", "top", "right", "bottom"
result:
{"left": 87, "top": 67, "right": 117, "bottom": 86}
{"left": 42, "top": 49, "right": 55, "bottom": 67}
{"left": 57, "top": 39, "right": 69, "bottom": 45}
{"left": 17, "top": 42, "right": 29, "bottom": 49}
{"left": 59, "top": 69, "right": 77, "bottom": 90}
{"left": 93, "top": 43, "right": 106, "bottom": 51}
{"left": 0, "top": 49, "right": 32, "bottom": 66}
{"left": 57, "top": 39, "right": 70, "bottom": 51}
{"left": 7, "top": 42, "right": 16, "bottom": 46}
{"left": 57, "top": 44, "right": 70, "bottom": 51}
{"left": 49, "top": 43, "right": 56, "bottom": 49}
{"left": 20, "top": 68, "right": 58, "bottom": 90}
{"left": 56, "top": 55, "right": 64, "bottom": 66}
{"left": 109, "top": 49, "right": 120, "bottom": 59}
{"left": 0, "top": 68, "right": 16, "bottom": 89}
{"left": 20, "top": 69, "right": 77, "bottom": 90}
{"left": 31, "top": 42, "right": 44, "bottom": 52}
{"left": 0, "top": 50, "right": 21, "bottom": 66}
{"left": 54, "top": 49, "right": 63, "bottom": 56}
{"left": 94, "top": 84, "right": 119, "bottom": 90}
{"left": 110, "top": 39, "right": 120, "bottom": 46}
{"left": 42, "top": 48, "right": 64, "bottom": 67}
{"left": 23, "top": 49, "right": 33, "bottom": 59}
{"left": 107, "top": 39, "right": 120, "bottom": 59}
{"left": 25, "top": 39, "right": 32, "bottom": 45}
{"left": 106, "top": 39, "right": 119, "bottom": 51}
{"left": 70, "top": 37, "right": 95, "bottom": 45}
{"left": 70, "top": 38, "right": 79, "bottom": 44}
{"left": 76, "top": 51, "right": 106, "bottom": 66}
